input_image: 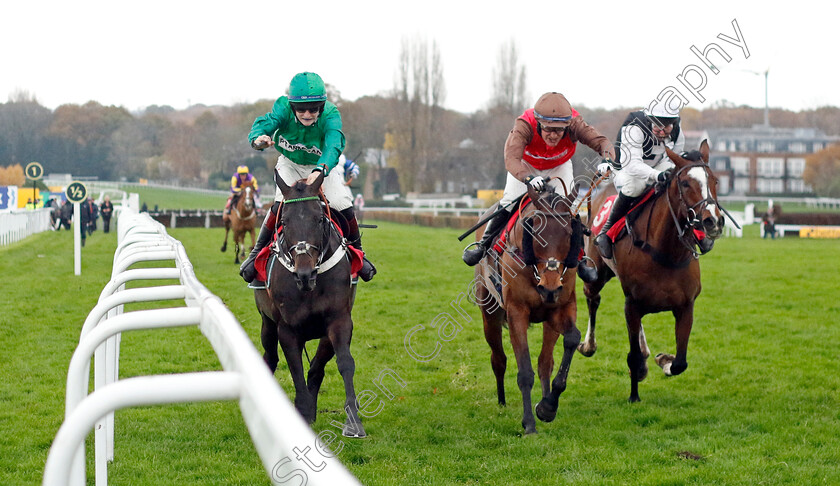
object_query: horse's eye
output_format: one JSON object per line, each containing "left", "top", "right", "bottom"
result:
{"left": 680, "top": 181, "right": 691, "bottom": 188}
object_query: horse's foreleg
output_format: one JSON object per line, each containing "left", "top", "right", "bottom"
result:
{"left": 306, "top": 337, "right": 335, "bottom": 413}
{"left": 536, "top": 308, "right": 580, "bottom": 423}
{"left": 481, "top": 309, "right": 507, "bottom": 406}
{"left": 260, "top": 314, "right": 279, "bottom": 373}
{"left": 277, "top": 331, "right": 316, "bottom": 423}
{"left": 656, "top": 304, "right": 694, "bottom": 376}
{"left": 328, "top": 320, "right": 366, "bottom": 438}
{"left": 507, "top": 306, "right": 536, "bottom": 434}
{"left": 534, "top": 323, "right": 560, "bottom": 423}
{"left": 249, "top": 228, "right": 256, "bottom": 251}
{"left": 625, "top": 302, "right": 647, "bottom": 402}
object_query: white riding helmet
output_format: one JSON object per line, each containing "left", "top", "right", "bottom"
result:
{"left": 645, "top": 102, "right": 680, "bottom": 125}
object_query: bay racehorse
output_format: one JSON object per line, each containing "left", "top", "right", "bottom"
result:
{"left": 579, "top": 140, "right": 725, "bottom": 402}
{"left": 254, "top": 171, "right": 365, "bottom": 437}
{"left": 475, "top": 182, "right": 585, "bottom": 434}
{"left": 221, "top": 180, "right": 257, "bottom": 264}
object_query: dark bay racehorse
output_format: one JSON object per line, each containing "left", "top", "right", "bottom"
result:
{"left": 254, "top": 171, "right": 365, "bottom": 437}
{"left": 475, "top": 184, "right": 584, "bottom": 434}
{"left": 580, "top": 140, "right": 725, "bottom": 402}
{"left": 221, "top": 181, "right": 257, "bottom": 264}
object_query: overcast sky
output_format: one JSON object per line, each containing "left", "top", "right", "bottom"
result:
{"left": 2, "top": 1, "right": 835, "bottom": 115}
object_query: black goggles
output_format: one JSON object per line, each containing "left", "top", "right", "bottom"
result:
{"left": 291, "top": 101, "right": 325, "bottom": 114}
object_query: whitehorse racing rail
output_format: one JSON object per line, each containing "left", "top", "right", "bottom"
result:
{"left": 43, "top": 208, "right": 359, "bottom": 486}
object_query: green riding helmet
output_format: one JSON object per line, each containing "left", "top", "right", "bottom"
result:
{"left": 289, "top": 72, "right": 327, "bottom": 102}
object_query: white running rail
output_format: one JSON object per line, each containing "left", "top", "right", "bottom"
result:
{"left": 43, "top": 207, "right": 359, "bottom": 486}
{"left": 0, "top": 208, "right": 52, "bottom": 246}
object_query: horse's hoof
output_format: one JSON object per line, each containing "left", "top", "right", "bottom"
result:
{"left": 342, "top": 428, "right": 367, "bottom": 439}
{"left": 523, "top": 425, "right": 538, "bottom": 435}
{"left": 628, "top": 395, "right": 641, "bottom": 403}
{"left": 535, "top": 400, "right": 557, "bottom": 423}
{"left": 577, "top": 342, "right": 597, "bottom": 357}
{"left": 655, "top": 353, "right": 675, "bottom": 376}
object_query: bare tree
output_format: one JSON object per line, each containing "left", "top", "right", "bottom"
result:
{"left": 390, "top": 36, "right": 447, "bottom": 193}
{"left": 490, "top": 39, "right": 528, "bottom": 115}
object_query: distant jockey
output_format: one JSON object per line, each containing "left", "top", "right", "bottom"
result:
{"left": 224, "top": 165, "right": 261, "bottom": 222}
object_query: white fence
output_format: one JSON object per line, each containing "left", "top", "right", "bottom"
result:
{"left": 43, "top": 208, "right": 359, "bottom": 486}
{"left": 0, "top": 208, "right": 52, "bottom": 246}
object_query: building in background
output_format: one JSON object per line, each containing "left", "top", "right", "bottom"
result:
{"left": 703, "top": 126, "right": 840, "bottom": 195}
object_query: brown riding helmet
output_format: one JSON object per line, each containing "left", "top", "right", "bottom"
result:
{"left": 533, "top": 92, "right": 573, "bottom": 127}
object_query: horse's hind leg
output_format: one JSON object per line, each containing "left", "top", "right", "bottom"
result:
{"left": 579, "top": 278, "right": 607, "bottom": 357}
{"left": 221, "top": 223, "right": 230, "bottom": 252}
{"left": 328, "top": 318, "right": 366, "bottom": 438}
{"left": 481, "top": 307, "right": 507, "bottom": 406}
{"left": 306, "top": 337, "right": 335, "bottom": 413}
{"left": 655, "top": 304, "right": 694, "bottom": 376}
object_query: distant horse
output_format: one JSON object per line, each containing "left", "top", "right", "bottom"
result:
{"left": 254, "top": 171, "right": 365, "bottom": 437}
{"left": 579, "top": 140, "right": 725, "bottom": 402}
{"left": 475, "top": 182, "right": 584, "bottom": 434}
{"left": 221, "top": 181, "right": 257, "bottom": 264}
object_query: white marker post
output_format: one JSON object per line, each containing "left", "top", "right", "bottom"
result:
{"left": 66, "top": 181, "right": 88, "bottom": 276}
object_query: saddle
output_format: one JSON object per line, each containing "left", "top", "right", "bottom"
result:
{"left": 254, "top": 212, "right": 364, "bottom": 284}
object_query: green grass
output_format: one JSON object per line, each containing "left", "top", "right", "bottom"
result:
{"left": 117, "top": 185, "right": 229, "bottom": 211}
{"left": 2, "top": 222, "right": 840, "bottom": 485}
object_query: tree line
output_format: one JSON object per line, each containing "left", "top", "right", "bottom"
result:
{"left": 2, "top": 39, "right": 840, "bottom": 197}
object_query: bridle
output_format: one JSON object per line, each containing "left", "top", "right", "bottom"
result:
{"left": 665, "top": 163, "right": 720, "bottom": 257}
{"left": 513, "top": 194, "right": 577, "bottom": 285}
{"left": 272, "top": 196, "right": 346, "bottom": 276}
{"left": 233, "top": 186, "right": 257, "bottom": 221}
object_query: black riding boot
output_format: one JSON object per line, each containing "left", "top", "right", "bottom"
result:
{"left": 462, "top": 209, "right": 510, "bottom": 266}
{"left": 595, "top": 193, "right": 636, "bottom": 259}
{"left": 565, "top": 217, "right": 598, "bottom": 283}
{"left": 341, "top": 207, "right": 376, "bottom": 282}
{"left": 240, "top": 203, "right": 278, "bottom": 283}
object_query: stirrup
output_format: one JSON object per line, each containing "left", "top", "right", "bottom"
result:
{"left": 462, "top": 241, "right": 486, "bottom": 266}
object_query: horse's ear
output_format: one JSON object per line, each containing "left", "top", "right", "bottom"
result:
{"left": 699, "top": 139, "right": 710, "bottom": 164}
{"left": 275, "top": 170, "right": 291, "bottom": 196}
{"left": 664, "top": 146, "right": 688, "bottom": 169}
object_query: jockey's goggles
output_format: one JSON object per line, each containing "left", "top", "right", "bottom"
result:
{"left": 291, "top": 101, "right": 325, "bottom": 114}
{"left": 539, "top": 124, "right": 567, "bottom": 134}
{"left": 649, "top": 116, "right": 679, "bottom": 128}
